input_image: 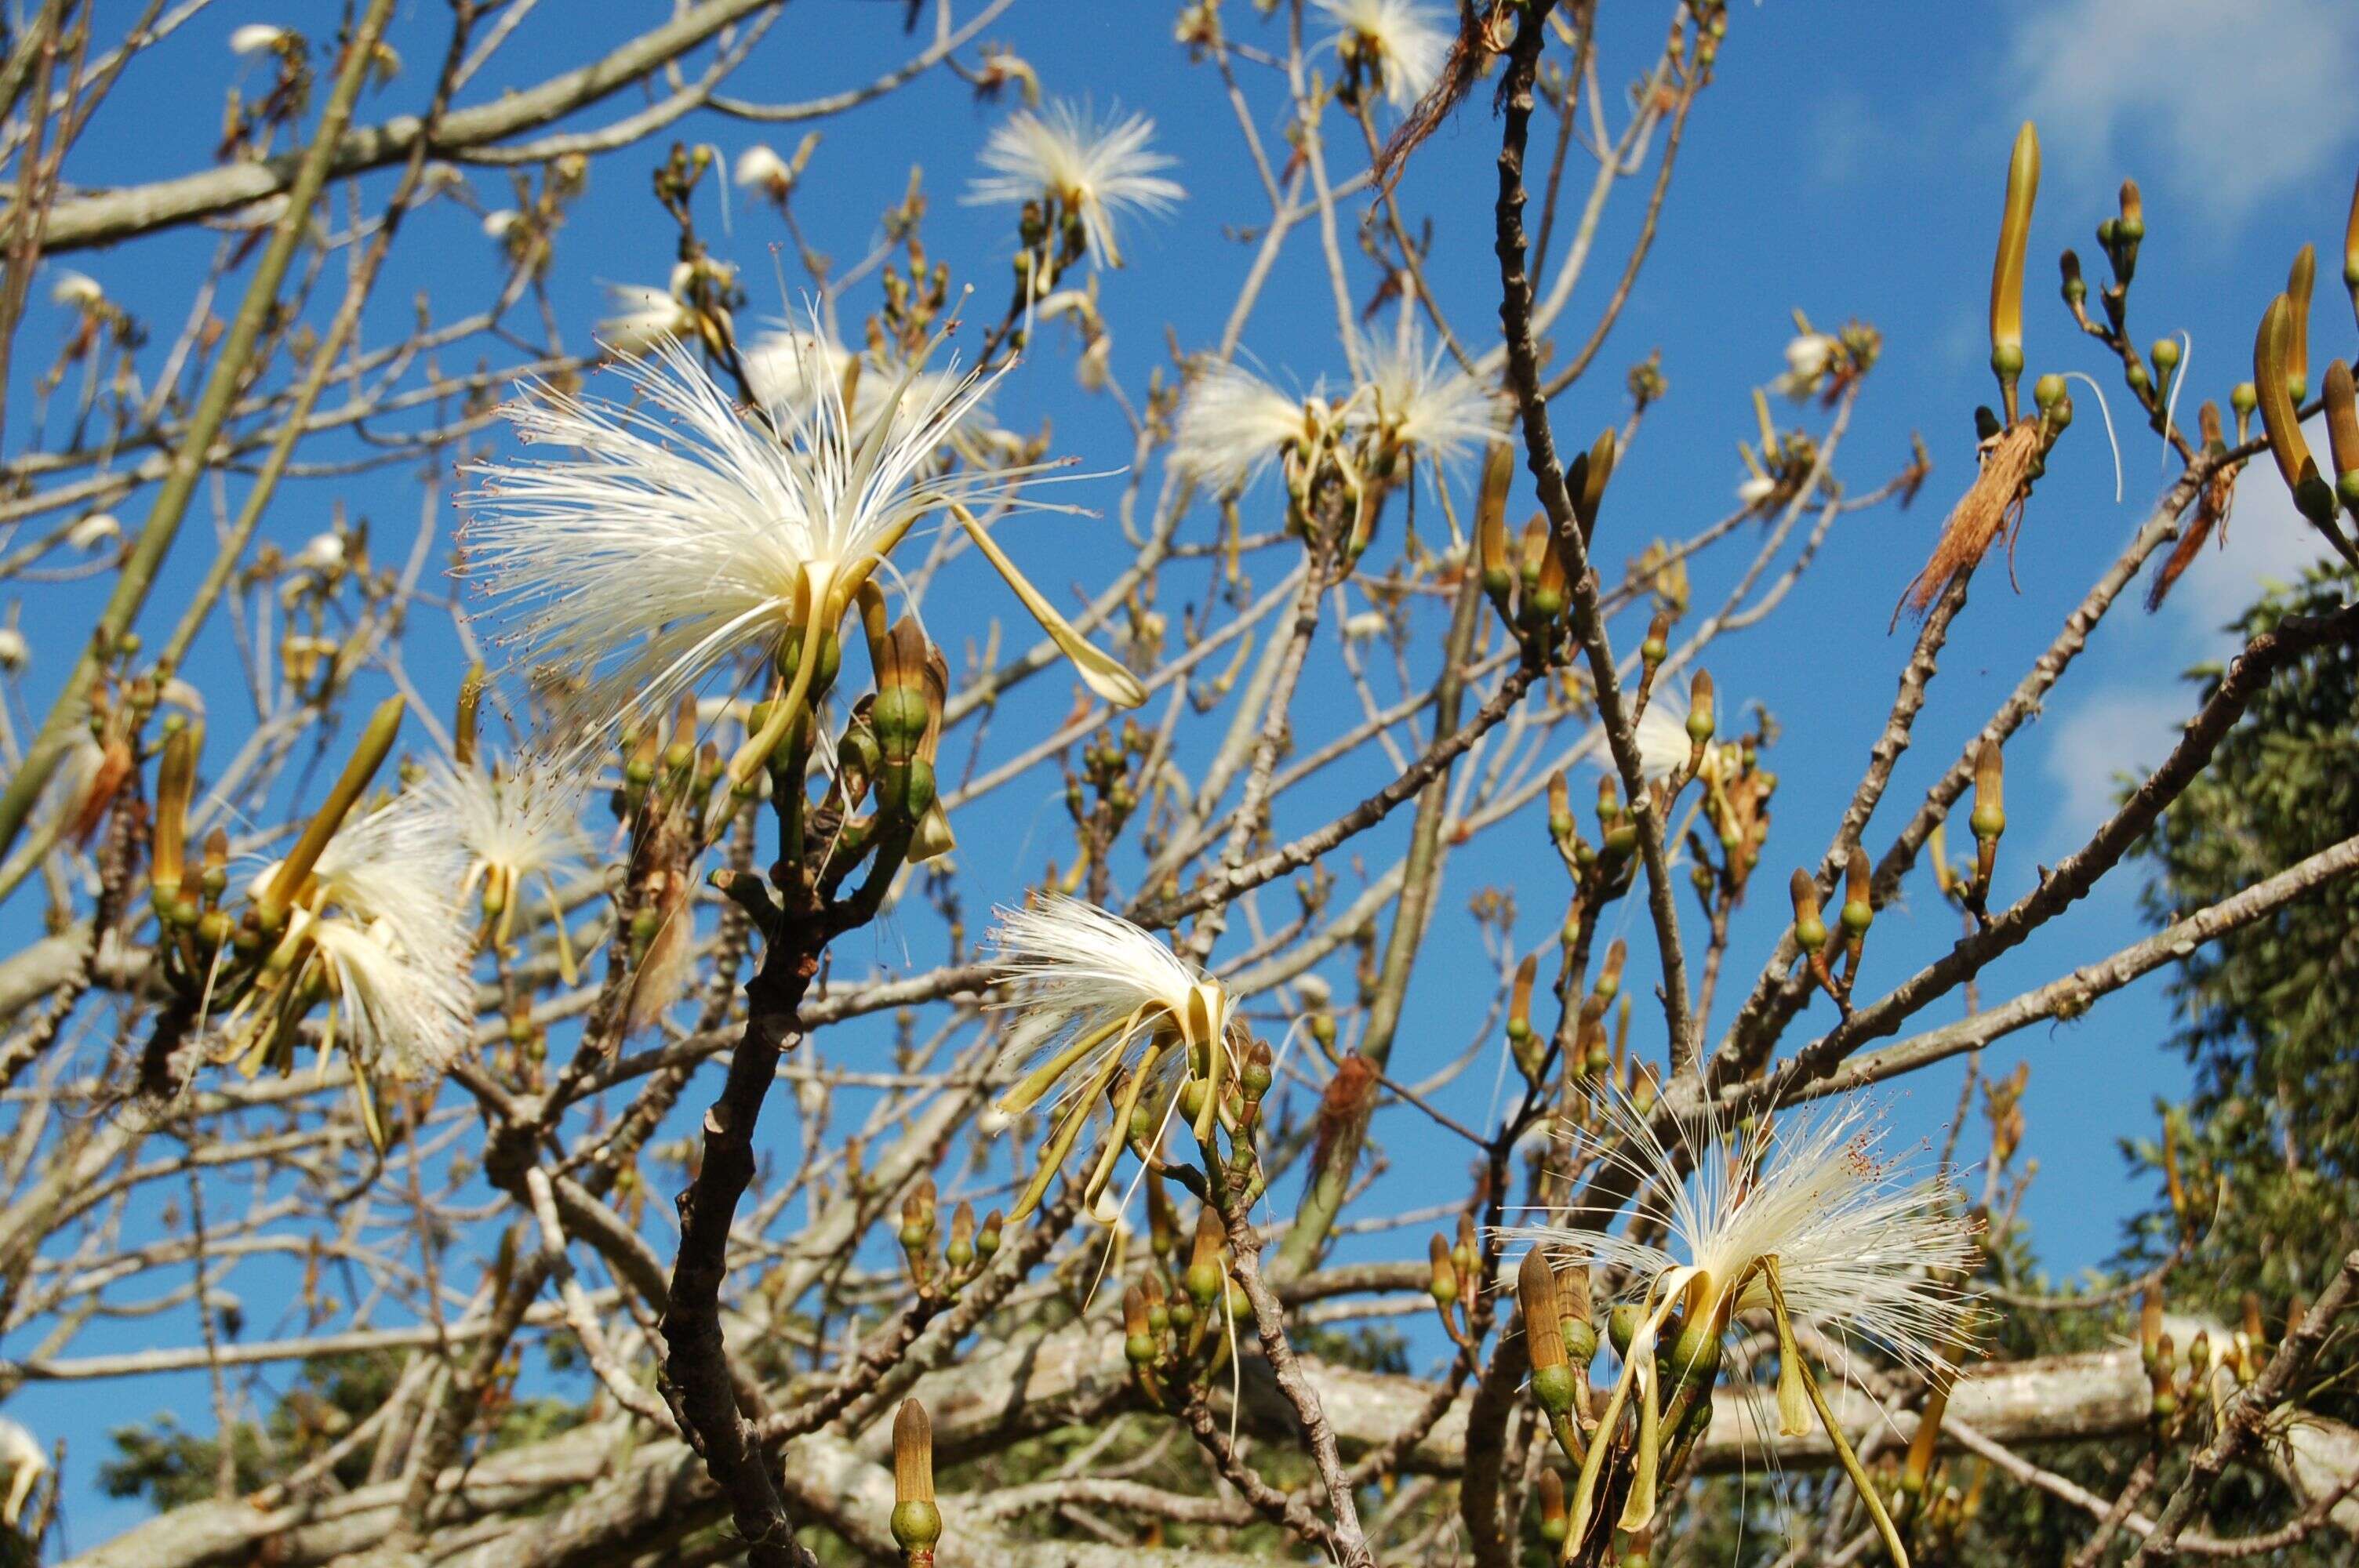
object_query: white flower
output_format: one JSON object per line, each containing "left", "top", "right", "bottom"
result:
{"left": 735, "top": 143, "right": 791, "bottom": 190}
{"left": 230, "top": 23, "right": 290, "bottom": 56}
{"left": 1776, "top": 331, "right": 1842, "bottom": 400}
{"left": 1316, "top": 0, "right": 1452, "bottom": 111}
{"left": 300, "top": 797, "right": 471, "bottom": 988}
{"left": 246, "top": 798, "right": 473, "bottom": 1081}
{"left": 0, "top": 628, "right": 26, "bottom": 673}
{"left": 984, "top": 895, "right": 1238, "bottom": 1127}
{"left": 1511, "top": 1088, "right": 1979, "bottom": 1379}
{"left": 1171, "top": 363, "right": 1311, "bottom": 492}
{"left": 1342, "top": 610, "right": 1389, "bottom": 641}
{"left": 1352, "top": 324, "right": 1499, "bottom": 470}
{"left": 463, "top": 318, "right": 1143, "bottom": 754}
{"left": 67, "top": 513, "right": 120, "bottom": 553}
{"left": 415, "top": 753, "right": 590, "bottom": 962}
{"left": 301, "top": 913, "right": 471, "bottom": 1080}
{"left": 965, "top": 100, "right": 1183, "bottom": 267}
{"left": 1627, "top": 693, "right": 1696, "bottom": 783}
{"left": 1784, "top": 332, "right": 1838, "bottom": 383}
{"left": 296, "top": 532, "right": 344, "bottom": 572}
{"left": 0, "top": 1417, "right": 45, "bottom": 1527}
{"left": 594, "top": 284, "right": 694, "bottom": 358}
{"left": 1735, "top": 473, "right": 1776, "bottom": 507}
{"left": 49, "top": 269, "right": 103, "bottom": 309}
{"left": 482, "top": 209, "right": 523, "bottom": 241}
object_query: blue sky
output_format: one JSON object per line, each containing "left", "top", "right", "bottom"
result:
{"left": 7, "top": 0, "right": 2359, "bottom": 1541}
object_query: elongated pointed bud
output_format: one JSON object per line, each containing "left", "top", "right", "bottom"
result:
{"left": 2139, "top": 1283, "right": 2164, "bottom": 1365}
{"left": 1559, "top": 1261, "right": 1598, "bottom": 1367}
{"left": 1506, "top": 951, "right": 1537, "bottom": 1051}
{"left": 890, "top": 1399, "right": 942, "bottom": 1562}
{"left": 1427, "top": 1232, "right": 1458, "bottom": 1307}
{"left": 2324, "top": 361, "right": 2359, "bottom": 514}
{"left": 2287, "top": 245, "right": 2317, "bottom": 405}
{"left": 1478, "top": 439, "right": 1514, "bottom": 543}
{"left": 1990, "top": 122, "right": 2040, "bottom": 421}
{"left": 1840, "top": 845, "right": 1874, "bottom": 937}
{"left": 152, "top": 724, "right": 201, "bottom": 907}
{"left": 2257, "top": 295, "right": 2337, "bottom": 524}
{"left": 260, "top": 695, "right": 404, "bottom": 923}
{"left": 1573, "top": 428, "right": 1616, "bottom": 540}
{"left": 1478, "top": 488, "right": 1514, "bottom": 603}
{"left": 1521, "top": 1251, "right": 1574, "bottom": 1413}
{"left": 1528, "top": 516, "right": 1568, "bottom": 622}
{"left": 1187, "top": 1208, "right": 1227, "bottom": 1305}
{"left": 1537, "top": 1468, "right": 1569, "bottom": 1548}
{"left": 1594, "top": 938, "right": 1626, "bottom": 1004}
{"left": 1789, "top": 869, "right": 1827, "bottom": 954}
{"left": 2346, "top": 165, "right": 2359, "bottom": 322}
{"left": 1685, "top": 670, "right": 1714, "bottom": 748}
{"left": 1970, "top": 739, "right": 2005, "bottom": 841}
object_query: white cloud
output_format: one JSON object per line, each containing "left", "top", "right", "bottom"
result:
{"left": 2008, "top": 0, "right": 2359, "bottom": 219}
{"left": 2041, "top": 684, "right": 2183, "bottom": 844}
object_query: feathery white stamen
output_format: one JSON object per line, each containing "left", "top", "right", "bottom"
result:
{"left": 1511, "top": 1089, "right": 1979, "bottom": 1377}
{"left": 1315, "top": 0, "right": 1452, "bottom": 111}
{"left": 985, "top": 895, "right": 1236, "bottom": 1116}
{"left": 463, "top": 318, "right": 1096, "bottom": 737}
{"left": 1171, "top": 363, "right": 1313, "bottom": 493}
{"left": 249, "top": 799, "right": 474, "bottom": 1080}
{"left": 415, "top": 752, "right": 590, "bottom": 898}
{"left": 1629, "top": 695, "right": 1696, "bottom": 785}
{"left": 965, "top": 100, "right": 1183, "bottom": 268}
{"left": 1352, "top": 324, "right": 1500, "bottom": 469}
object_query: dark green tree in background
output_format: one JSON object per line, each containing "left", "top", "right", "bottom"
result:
{"left": 2126, "top": 561, "right": 2359, "bottom": 1414}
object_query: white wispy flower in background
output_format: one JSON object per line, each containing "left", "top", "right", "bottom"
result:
{"left": 49, "top": 270, "right": 103, "bottom": 309}
{"left": 1629, "top": 693, "right": 1696, "bottom": 783}
{"left": 1775, "top": 331, "right": 1841, "bottom": 400}
{"left": 741, "top": 326, "right": 998, "bottom": 456}
{"left": 594, "top": 283, "right": 695, "bottom": 358}
{"left": 734, "top": 143, "right": 791, "bottom": 191}
{"left": 1514, "top": 1089, "right": 1979, "bottom": 1377}
{"left": 67, "top": 513, "right": 120, "bottom": 553}
{"left": 463, "top": 320, "right": 1143, "bottom": 762}
{"left": 1353, "top": 324, "right": 1500, "bottom": 470}
{"left": 965, "top": 99, "right": 1184, "bottom": 267}
{"left": 416, "top": 753, "right": 590, "bottom": 968}
{"left": 0, "top": 1416, "right": 46, "bottom": 1527}
{"left": 229, "top": 23, "right": 291, "bottom": 56}
{"left": 1170, "top": 363, "right": 1313, "bottom": 492}
{"left": 1317, "top": 0, "right": 1452, "bottom": 111}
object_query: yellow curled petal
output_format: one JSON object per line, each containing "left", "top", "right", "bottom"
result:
{"left": 952, "top": 505, "right": 1147, "bottom": 709}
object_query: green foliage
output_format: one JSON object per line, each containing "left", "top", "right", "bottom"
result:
{"left": 2125, "top": 562, "right": 2359, "bottom": 1408}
